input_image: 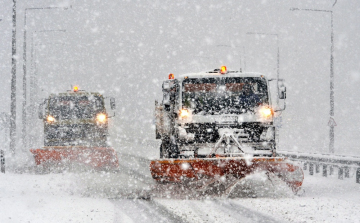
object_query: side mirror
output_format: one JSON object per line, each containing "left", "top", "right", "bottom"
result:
{"left": 163, "top": 82, "right": 171, "bottom": 91}
{"left": 274, "top": 79, "right": 286, "bottom": 112}
{"left": 110, "top": 97, "right": 116, "bottom": 110}
{"left": 163, "top": 93, "right": 170, "bottom": 106}
{"left": 278, "top": 80, "right": 286, "bottom": 99}
{"left": 279, "top": 86, "right": 286, "bottom": 99}
{"left": 162, "top": 80, "right": 176, "bottom": 92}
{"left": 162, "top": 80, "right": 178, "bottom": 111}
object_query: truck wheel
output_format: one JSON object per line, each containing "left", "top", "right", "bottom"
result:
{"left": 169, "top": 143, "right": 180, "bottom": 158}
{"left": 160, "top": 141, "right": 179, "bottom": 158}
{"left": 160, "top": 142, "right": 169, "bottom": 158}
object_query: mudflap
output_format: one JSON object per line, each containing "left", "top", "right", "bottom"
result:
{"left": 30, "top": 146, "right": 119, "bottom": 170}
{"left": 149, "top": 157, "right": 304, "bottom": 194}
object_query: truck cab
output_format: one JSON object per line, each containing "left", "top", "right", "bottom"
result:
{"left": 155, "top": 67, "right": 286, "bottom": 158}
{"left": 38, "top": 87, "right": 116, "bottom": 147}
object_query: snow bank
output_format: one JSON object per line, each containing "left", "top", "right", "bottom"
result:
{"left": 0, "top": 173, "right": 115, "bottom": 223}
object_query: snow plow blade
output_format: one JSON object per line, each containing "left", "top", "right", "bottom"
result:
{"left": 30, "top": 146, "right": 119, "bottom": 170}
{"left": 150, "top": 157, "right": 303, "bottom": 193}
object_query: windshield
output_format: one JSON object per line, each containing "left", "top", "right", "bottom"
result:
{"left": 48, "top": 95, "right": 104, "bottom": 120}
{"left": 182, "top": 77, "right": 268, "bottom": 115}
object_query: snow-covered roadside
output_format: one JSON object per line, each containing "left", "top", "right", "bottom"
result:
{"left": 155, "top": 171, "right": 360, "bottom": 223}
{"left": 0, "top": 173, "right": 115, "bottom": 223}
{"left": 1, "top": 167, "right": 359, "bottom": 223}
{"left": 230, "top": 172, "right": 360, "bottom": 223}
{"left": 1, "top": 140, "right": 359, "bottom": 223}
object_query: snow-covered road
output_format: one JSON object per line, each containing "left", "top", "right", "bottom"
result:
{"left": 0, "top": 141, "right": 359, "bottom": 222}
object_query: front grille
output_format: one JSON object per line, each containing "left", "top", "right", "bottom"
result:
{"left": 183, "top": 123, "right": 266, "bottom": 144}
{"left": 45, "top": 124, "right": 108, "bottom": 146}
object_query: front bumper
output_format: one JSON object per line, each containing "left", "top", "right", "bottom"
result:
{"left": 177, "top": 122, "right": 274, "bottom": 143}
{"left": 176, "top": 123, "right": 275, "bottom": 157}
{"left": 44, "top": 124, "right": 108, "bottom": 146}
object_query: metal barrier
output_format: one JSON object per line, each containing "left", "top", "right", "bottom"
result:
{"left": 0, "top": 112, "right": 9, "bottom": 174}
{"left": 0, "top": 150, "right": 4, "bottom": 173}
{"left": 278, "top": 151, "right": 360, "bottom": 184}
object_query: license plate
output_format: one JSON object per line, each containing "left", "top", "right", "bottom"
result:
{"left": 218, "top": 116, "right": 237, "bottom": 123}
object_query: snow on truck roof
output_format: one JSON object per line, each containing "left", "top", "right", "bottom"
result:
{"left": 179, "top": 71, "right": 266, "bottom": 78}
{"left": 49, "top": 91, "right": 103, "bottom": 97}
{"left": 174, "top": 68, "right": 267, "bottom": 80}
{"left": 48, "top": 86, "right": 104, "bottom": 97}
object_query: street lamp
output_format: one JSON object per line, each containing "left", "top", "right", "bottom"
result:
{"left": 22, "top": 6, "right": 69, "bottom": 149}
{"left": 0, "top": 19, "right": 6, "bottom": 171}
{"left": 10, "top": 0, "right": 17, "bottom": 155}
{"left": 290, "top": 7, "right": 335, "bottom": 153}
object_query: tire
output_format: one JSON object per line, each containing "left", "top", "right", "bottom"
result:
{"left": 160, "top": 140, "right": 179, "bottom": 158}
{"left": 160, "top": 141, "right": 169, "bottom": 158}
{"left": 169, "top": 142, "right": 179, "bottom": 158}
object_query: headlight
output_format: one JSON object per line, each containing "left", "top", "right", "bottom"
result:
{"left": 179, "top": 109, "right": 189, "bottom": 119}
{"left": 260, "top": 107, "right": 273, "bottom": 118}
{"left": 47, "top": 115, "right": 55, "bottom": 123}
{"left": 96, "top": 113, "right": 107, "bottom": 123}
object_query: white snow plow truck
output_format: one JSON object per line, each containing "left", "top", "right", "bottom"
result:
{"left": 30, "top": 86, "right": 119, "bottom": 170}
{"left": 150, "top": 66, "right": 304, "bottom": 194}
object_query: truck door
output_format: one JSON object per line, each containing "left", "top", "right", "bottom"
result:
{"left": 158, "top": 80, "right": 179, "bottom": 138}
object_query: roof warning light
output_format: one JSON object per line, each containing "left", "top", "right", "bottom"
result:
{"left": 169, "top": 73, "right": 175, "bottom": 80}
{"left": 220, "top": 66, "right": 227, "bottom": 74}
{"left": 73, "top": 86, "right": 79, "bottom": 92}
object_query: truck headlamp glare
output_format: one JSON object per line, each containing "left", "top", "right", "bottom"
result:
{"left": 260, "top": 107, "right": 273, "bottom": 118}
{"left": 179, "top": 109, "right": 189, "bottom": 119}
{"left": 47, "top": 115, "right": 55, "bottom": 123}
{"left": 96, "top": 113, "right": 107, "bottom": 123}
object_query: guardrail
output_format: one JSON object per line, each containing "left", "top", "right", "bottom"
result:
{"left": 278, "top": 151, "right": 360, "bottom": 184}
{"left": 0, "top": 150, "right": 4, "bottom": 173}
{"left": 0, "top": 112, "right": 9, "bottom": 174}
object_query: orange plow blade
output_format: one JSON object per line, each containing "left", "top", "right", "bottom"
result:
{"left": 30, "top": 146, "right": 119, "bottom": 170}
{"left": 150, "top": 157, "right": 304, "bottom": 193}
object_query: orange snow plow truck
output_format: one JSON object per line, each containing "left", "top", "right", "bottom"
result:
{"left": 151, "top": 67, "right": 304, "bottom": 194}
{"left": 30, "top": 86, "right": 119, "bottom": 170}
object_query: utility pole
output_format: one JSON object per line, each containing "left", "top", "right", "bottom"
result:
{"left": 0, "top": 19, "right": 5, "bottom": 172}
{"left": 22, "top": 6, "right": 69, "bottom": 149}
{"left": 10, "top": 0, "right": 17, "bottom": 155}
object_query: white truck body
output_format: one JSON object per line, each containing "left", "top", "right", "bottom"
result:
{"left": 155, "top": 68, "right": 286, "bottom": 158}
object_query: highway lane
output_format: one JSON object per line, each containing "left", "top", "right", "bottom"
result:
{"left": 110, "top": 142, "right": 284, "bottom": 222}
